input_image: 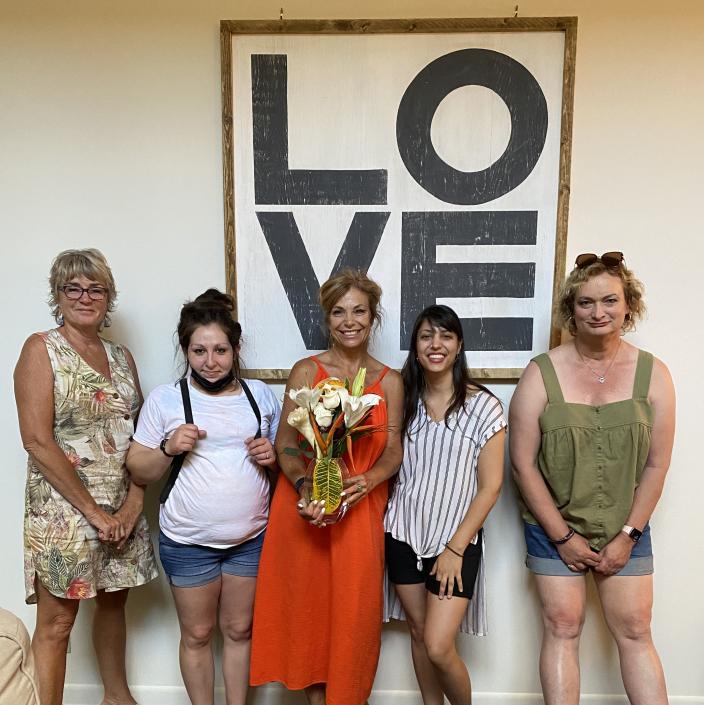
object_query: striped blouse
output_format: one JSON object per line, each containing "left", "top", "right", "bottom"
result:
{"left": 383, "top": 390, "right": 506, "bottom": 635}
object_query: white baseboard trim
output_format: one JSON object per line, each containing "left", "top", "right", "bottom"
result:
{"left": 64, "top": 683, "right": 704, "bottom": 705}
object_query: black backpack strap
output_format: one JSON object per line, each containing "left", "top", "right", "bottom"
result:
{"left": 238, "top": 378, "right": 262, "bottom": 439}
{"left": 159, "top": 377, "right": 262, "bottom": 504}
{"left": 180, "top": 376, "right": 194, "bottom": 424}
{"left": 159, "top": 378, "right": 192, "bottom": 504}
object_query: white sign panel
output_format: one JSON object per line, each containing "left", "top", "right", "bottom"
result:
{"left": 225, "top": 23, "right": 573, "bottom": 376}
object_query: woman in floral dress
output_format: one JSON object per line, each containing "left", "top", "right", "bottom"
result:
{"left": 14, "top": 249, "right": 158, "bottom": 705}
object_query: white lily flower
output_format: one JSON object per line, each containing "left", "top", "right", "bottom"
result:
{"left": 320, "top": 385, "right": 350, "bottom": 410}
{"left": 287, "top": 406, "right": 316, "bottom": 449}
{"left": 320, "top": 387, "right": 340, "bottom": 410}
{"left": 343, "top": 393, "right": 382, "bottom": 428}
{"left": 288, "top": 386, "right": 321, "bottom": 410}
{"left": 313, "top": 402, "right": 334, "bottom": 429}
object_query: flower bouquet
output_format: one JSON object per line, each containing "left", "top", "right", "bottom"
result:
{"left": 286, "top": 368, "right": 382, "bottom": 524}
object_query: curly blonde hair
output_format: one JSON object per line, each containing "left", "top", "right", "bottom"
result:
{"left": 48, "top": 248, "right": 117, "bottom": 324}
{"left": 557, "top": 260, "right": 646, "bottom": 335}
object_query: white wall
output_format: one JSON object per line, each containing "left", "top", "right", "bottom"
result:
{"left": 1, "top": 1, "right": 702, "bottom": 703}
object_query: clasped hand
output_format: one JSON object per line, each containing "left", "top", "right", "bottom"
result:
{"left": 557, "top": 533, "right": 601, "bottom": 572}
{"left": 558, "top": 532, "right": 633, "bottom": 575}
{"left": 295, "top": 473, "right": 373, "bottom": 527}
{"left": 86, "top": 503, "right": 139, "bottom": 550}
{"left": 296, "top": 496, "right": 332, "bottom": 527}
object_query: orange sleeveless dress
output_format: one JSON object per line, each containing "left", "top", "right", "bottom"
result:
{"left": 250, "top": 357, "right": 390, "bottom": 705}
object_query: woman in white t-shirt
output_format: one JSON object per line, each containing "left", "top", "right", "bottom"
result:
{"left": 384, "top": 304, "right": 506, "bottom": 705}
{"left": 127, "top": 289, "right": 280, "bottom": 705}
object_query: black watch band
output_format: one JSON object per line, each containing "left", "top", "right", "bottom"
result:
{"left": 294, "top": 476, "right": 305, "bottom": 494}
{"left": 160, "top": 438, "right": 178, "bottom": 458}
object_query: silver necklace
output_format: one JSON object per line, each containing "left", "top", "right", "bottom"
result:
{"left": 575, "top": 340, "right": 621, "bottom": 384}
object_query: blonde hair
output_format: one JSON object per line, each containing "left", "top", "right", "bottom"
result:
{"left": 319, "top": 268, "right": 383, "bottom": 330}
{"left": 557, "top": 261, "right": 646, "bottom": 335}
{"left": 48, "top": 248, "right": 117, "bottom": 324}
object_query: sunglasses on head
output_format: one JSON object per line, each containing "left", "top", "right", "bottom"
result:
{"left": 574, "top": 251, "right": 624, "bottom": 269}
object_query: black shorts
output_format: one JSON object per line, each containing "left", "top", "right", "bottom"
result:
{"left": 385, "top": 531, "right": 482, "bottom": 600}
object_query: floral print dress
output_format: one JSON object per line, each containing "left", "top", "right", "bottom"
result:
{"left": 24, "top": 329, "right": 158, "bottom": 603}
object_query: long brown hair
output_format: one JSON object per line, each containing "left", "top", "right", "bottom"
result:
{"left": 401, "top": 305, "right": 496, "bottom": 438}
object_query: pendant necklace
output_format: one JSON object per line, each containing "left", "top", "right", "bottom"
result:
{"left": 575, "top": 339, "right": 622, "bottom": 384}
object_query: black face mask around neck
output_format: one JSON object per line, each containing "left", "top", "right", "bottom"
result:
{"left": 190, "top": 368, "right": 236, "bottom": 393}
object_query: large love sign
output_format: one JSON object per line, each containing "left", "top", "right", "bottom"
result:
{"left": 221, "top": 18, "right": 576, "bottom": 378}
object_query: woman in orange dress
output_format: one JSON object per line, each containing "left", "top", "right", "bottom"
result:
{"left": 250, "top": 269, "right": 403, "bottom": 705}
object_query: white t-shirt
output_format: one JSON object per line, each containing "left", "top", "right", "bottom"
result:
{"left": 134, "top": 377, "right": 281, "bottom": 548}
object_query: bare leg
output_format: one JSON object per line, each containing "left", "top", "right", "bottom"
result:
{"left": 534, "top": 575, "right": 587, "bottom": 705}
{"left": 171, "top": 577, "right": 221, "bottom": 705}
{"left": 304, "top": 684, "right": 326, "bottom": 704}
{"left": 32, "top": 580, "right": 80, "bottom": 705}
{"left": 423, "top": 594, "right": 472, "bottom": 705}
{"left": 93, "top": 588, "right": 137, "bottom": 705}
{"left": 218, "top": 574, "right": 256, "bottom": 705}
{"left": 393, "top": 583, "right": 444, "bottom": 705}
{"left": 595, "top": 574, "right": 667, "bottom": 705}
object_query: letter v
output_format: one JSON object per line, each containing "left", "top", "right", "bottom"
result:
{"left": 256, "top": 211, "right": 390, "bottom": 349}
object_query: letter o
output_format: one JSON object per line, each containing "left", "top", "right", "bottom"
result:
{"left": 396, "top": 48, "right": 549, "bottom": 205}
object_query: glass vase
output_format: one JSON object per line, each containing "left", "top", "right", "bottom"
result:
{"left": 302, "top": 456, "right": 350, "bottom": 525}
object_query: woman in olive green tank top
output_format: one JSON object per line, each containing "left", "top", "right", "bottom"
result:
{"left": 509, "top": 253, "right": 675, "bottom": 705}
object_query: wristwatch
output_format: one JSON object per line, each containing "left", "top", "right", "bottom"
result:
{"left": 621, "top": 524, "right": 642, "bottom": 543}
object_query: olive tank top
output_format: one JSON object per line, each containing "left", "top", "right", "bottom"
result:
{"left": 522, "top": 349, "right": 653, "bottom": 549}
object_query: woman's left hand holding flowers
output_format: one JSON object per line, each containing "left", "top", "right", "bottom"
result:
{"left": 342, "top": 473, "right": 374, "bottom": 508}
{"left": 247, "top": 437, "right": 277, "bottom": 467}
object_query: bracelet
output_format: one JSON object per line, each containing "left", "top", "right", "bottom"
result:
{"left": 159, "top": 438, "right": 178, "bottom": 458}
{"left": 550, "top": 527, "right": 575, "bottom": 545}
{"left": 293, "top": 476, "right": 305, "bottom": 494}
{"left": 444, "top": 542, "right": 464, "bottom": 558}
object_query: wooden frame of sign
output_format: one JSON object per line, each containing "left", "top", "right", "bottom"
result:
{"left": 221, "top": 17, "right": 577, "bottom": 381}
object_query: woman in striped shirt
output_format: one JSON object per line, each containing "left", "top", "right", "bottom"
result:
{"left": 384, "top": 304, "right": 506, "bottom": 705}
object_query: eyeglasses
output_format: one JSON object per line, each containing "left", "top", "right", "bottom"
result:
{"left": 574, "top": 251, "right": 624, "bottom": 269}
{"left": 60, "top": 285, "right": 108, "bottom": 301}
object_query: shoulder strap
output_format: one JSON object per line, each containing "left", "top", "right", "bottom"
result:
{"left": 159, "top": 378, "right": 192, "bottom": 504}
{"left": 179, "top": 377, "right": 193, "bottom": 423}
{"left": 41, "top": 330, "right": 60, "bottom": 371}
{"left": 374, "top": 366, "right": 390, "bottom": 385}
{"left": 310, "top": 355, "right": 327, "bottom": 376}
{"left": 531, "top": 353, "right": 565, "bottom": 404}
{"left": 632, "top": 350, "right": 653, "bottom": 399}
{"left": 238, "top": 378, "right": 262, "bottom": 439}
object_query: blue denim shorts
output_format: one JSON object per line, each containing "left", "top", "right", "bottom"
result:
{"left": 158, "top": 530, "right": 265, "bottom": 587}
{"left": 524, "top": 522, "right": 654, "bottom": 577}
